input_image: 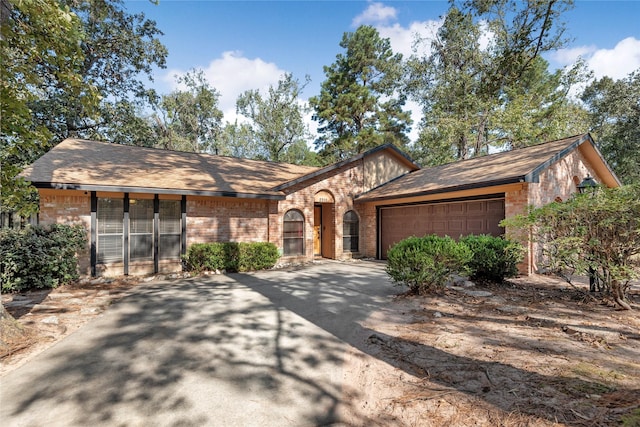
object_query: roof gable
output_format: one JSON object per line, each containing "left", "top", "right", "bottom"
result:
{"left": 21, "top": 139, "right": 320, "bottom": 199}
{"left": 272, "top": 143, "right": 420, "bottom": 191}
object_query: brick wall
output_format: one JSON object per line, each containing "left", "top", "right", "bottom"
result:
{"left": 504, "top": 149, "right": 599, "bottom": 274}
{"left": 186, "top": 196, "right": 270, "bottom": 246}
{"left": 277, "top": 160, "right": 367, "bottom": 262}
{"left": 358, "top": 201, "right": 378, "bottom": 258}
{"left": 38, "top": 190, "right": 92, "bottom": 275}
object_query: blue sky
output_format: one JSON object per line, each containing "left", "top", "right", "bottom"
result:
{"left": 127, "top": 0, "right": 640, "bottom": 139}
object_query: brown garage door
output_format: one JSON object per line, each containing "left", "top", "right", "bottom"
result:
{"left": 380, "top": 198, "right": 505, "bottom": 258}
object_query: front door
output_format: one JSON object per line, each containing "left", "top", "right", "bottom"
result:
{"left": 314, "top": 205, "right": 322, "bottom": 256}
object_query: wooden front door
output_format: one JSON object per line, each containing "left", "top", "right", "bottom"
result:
{"left": 314, "top": 205, "right": 322, "bottom": 256}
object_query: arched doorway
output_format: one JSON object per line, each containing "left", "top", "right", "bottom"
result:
{"left": 314, "top": 190, "right": 335, "bottom": 258}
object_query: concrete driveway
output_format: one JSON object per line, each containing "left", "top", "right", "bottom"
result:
{"left": 0, "top": 260, "right": 399, "bottom": 426}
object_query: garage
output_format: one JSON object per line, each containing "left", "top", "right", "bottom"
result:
{"left": 379, "top": 197, "right": 505, "bottom": 258}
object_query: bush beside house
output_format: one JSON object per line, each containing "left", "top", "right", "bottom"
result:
{"left": 386, "top": 234, "right": 523, "bottom": 294}
{"left": 0, "top": 224, "right": 86, "bottom": 292}
{"left": 184, "top": 242, "right": 280, "bottom": 273}
{"left": 460, "top": 234, "right": 524, "bottom": 282}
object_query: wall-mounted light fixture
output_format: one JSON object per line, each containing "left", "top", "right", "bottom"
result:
{"left": 577, "top": 175, "right": 597, "bottom": 194}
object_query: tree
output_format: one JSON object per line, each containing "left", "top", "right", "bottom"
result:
{"left": 236, "top": 73, "right": 312, "bottom": 163}
{"left": 39, "top": 0, "right": 167, "bottom": 144}
{"left": 310, "top": 25, "right": 411, "bottom": 163}
{"left": 218, "top": 120, "right": 263, "bottom": 159}
{"left": 1, "top": 0, "right": 166, "bottom": 215}
{"left": 504, "top": 185, "right": 640, "bottom": 310}
{"left": 151, "top": 70, "right": 223, "bottom": 153}
{"left": 581, "top": 71, "right": 640, "bottom": 185}
{"left": 0, "top": 0, "right": 99, "bottom": 215}
{"left": 407, "top": 1, "right": 586, "bottom": 166}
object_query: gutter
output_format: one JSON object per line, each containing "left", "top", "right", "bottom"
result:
{"left": 32, "top": 182, "right": 287, "bottom": 200}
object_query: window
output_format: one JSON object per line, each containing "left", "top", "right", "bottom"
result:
{"left": 129, "top": 199, "right": 153, "bottom": 260}
{"left": 283, "top": 209, "right": 304, "bottom": 256}
{"left": 97, "top": 198, "right": 123, "bottom": 263}
{"left": 159, "top": 200, "right": 181, "bottom": 259}
{"left": 343, "top": 210, "right": 359, "bottom": 252}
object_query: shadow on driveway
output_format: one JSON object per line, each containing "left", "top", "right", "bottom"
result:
{"left": 1, "top": 261, "right": 631, "bottom": 426}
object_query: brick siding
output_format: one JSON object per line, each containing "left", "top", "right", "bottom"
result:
{"left": 186, "top": 197, "right": 270, "bottom": 246}
{"left": 38, "top": 190, "right": 92, "bottom": 275}
{"left": 505, "top": 149, "right": 599, "bottom": 274}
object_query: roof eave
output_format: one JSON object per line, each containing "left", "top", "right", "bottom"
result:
{"left": 355, "top": 176, "right": 524, "bottom": 203}
{"left": 32, "top": 182, "right": 286, "bottom": 200}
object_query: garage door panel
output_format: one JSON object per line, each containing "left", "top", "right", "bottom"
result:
{"left": 469, "top": 203, "right": 484, "bottom": 212}
{"left": 466, "top": 219, "right": 485, "bottom": 234}
{"left": 449, "top": 204, "right": 464, "bottom": 215}
{"left": 380, "top": 198, "right": 505, "bottom": 258}
{"left": 448, "top": 220, "right": 464, "bottom": 234}
{"left": 487, "top": 200, "right": 504, "bottom": 212}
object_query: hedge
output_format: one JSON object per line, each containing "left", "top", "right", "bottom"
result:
{"left": 0, "top": 224, "right": 86, "bottom": 292}
{"left": 184, "top": 242, "right": 280, "bottom": 273}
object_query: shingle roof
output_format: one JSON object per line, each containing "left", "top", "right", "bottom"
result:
{"left": 21, "top": 139, "right": 320, "bottom": 199}
{"left": 356, "top": 134, "right": 595, "bottom": 202}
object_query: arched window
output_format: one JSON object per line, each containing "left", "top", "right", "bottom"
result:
{"left": 343, "top": 210, "right": 359, "bottom": 252}
{"left": 283, "top": 210, "right": 304, "bottom": 256}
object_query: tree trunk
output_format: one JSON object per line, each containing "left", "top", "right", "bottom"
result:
{"left": 0, "top": 303, "right": 26, "bottom": 356}
{"left": 611, "top": 280, "right": 632, "bottom": 310}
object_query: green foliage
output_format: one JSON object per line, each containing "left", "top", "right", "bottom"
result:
{"left": 151, "top": 69, "right": 223, "bottom": 153}
{"left": 0, "top": 224, "right": 86, "bottom": 292}
{"left": 237, "top": 242, "right": 281, "bottom": 272}
{"left": 620, "top": 408, "right": 640, "bottom": 427}
{"left": 47, "top": 0, "right": 167, "bottom": 143}
{"left": 184, "top": 242, "right": 280, "bottom": 273}
{"left": 1, "top": 0, "right": 166, "bottom": 214}
{"left": 236, "top": 73, "right": 313, "bottom": 163}
{"left": 503, "top": 185, "right": 640, "bottom": 309}
{"left": 310, "top": 25, "right": 411, "bottom": 163}
{"left": 581, "top": 71, "right": 640, "bottom": 185}
{"left": 386, "top": 235, "right": 472, "bottom": 294}
{"left": 406, "top": 2, "right": 587, "bottom": 166}
{"left": 459, "top": 235, "right": 524, "bottom": 282}
{"left": 0, "top": 0, "right": 98, "bottom": 215}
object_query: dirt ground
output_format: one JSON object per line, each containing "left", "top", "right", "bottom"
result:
{"left": 2, "top": 273, "right": 639, "bottom": 426}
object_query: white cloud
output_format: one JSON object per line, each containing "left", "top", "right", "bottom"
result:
{"left": 587, "top": 37, "right": 640, "bottom": 80}
{"left": 377, "top": 19, "right": 442, "bottom": 58}
{"left": 552, "top": 37, "right": 640, "bottom": 80}
{"left": 352, "top": 1, "right": 397, "bottom": 27}
{"left": 550, "top": 45, "right": 597, "bottom": 65}
{"left": 162, "top": 50, "right": 287, "bottom": 117}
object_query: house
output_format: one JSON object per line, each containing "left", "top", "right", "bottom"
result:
{"left": 20, "top": 133, "right": 620, "bottom": 277}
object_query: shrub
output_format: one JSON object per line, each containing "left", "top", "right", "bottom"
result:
{"left": 184, "top": 243, "right": 227, "bottom": 272}
{"left": 460, "top": 234, "right": 524, "bottom": 282}
{"left": 0, "top": 224, "right": 86, "bottom": 292}
{"left": 184, "top": 242, "right": 280, "bottom": 273}
{"left": 386, "top": 235, "right": 472, "bottom": 294}
{"left": 237, "top": 242, "right": 280, "bottom": 272}
{"left": 502, "top": 184, "right": 640, "bottom": 310}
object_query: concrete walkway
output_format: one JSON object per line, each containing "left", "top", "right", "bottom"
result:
{"left": 0, "top": 261, "right": 398, "bottom": 426}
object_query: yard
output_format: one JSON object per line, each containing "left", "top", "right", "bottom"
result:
{"left": 2, "top": 264, "right": 639, "bottom": 426}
